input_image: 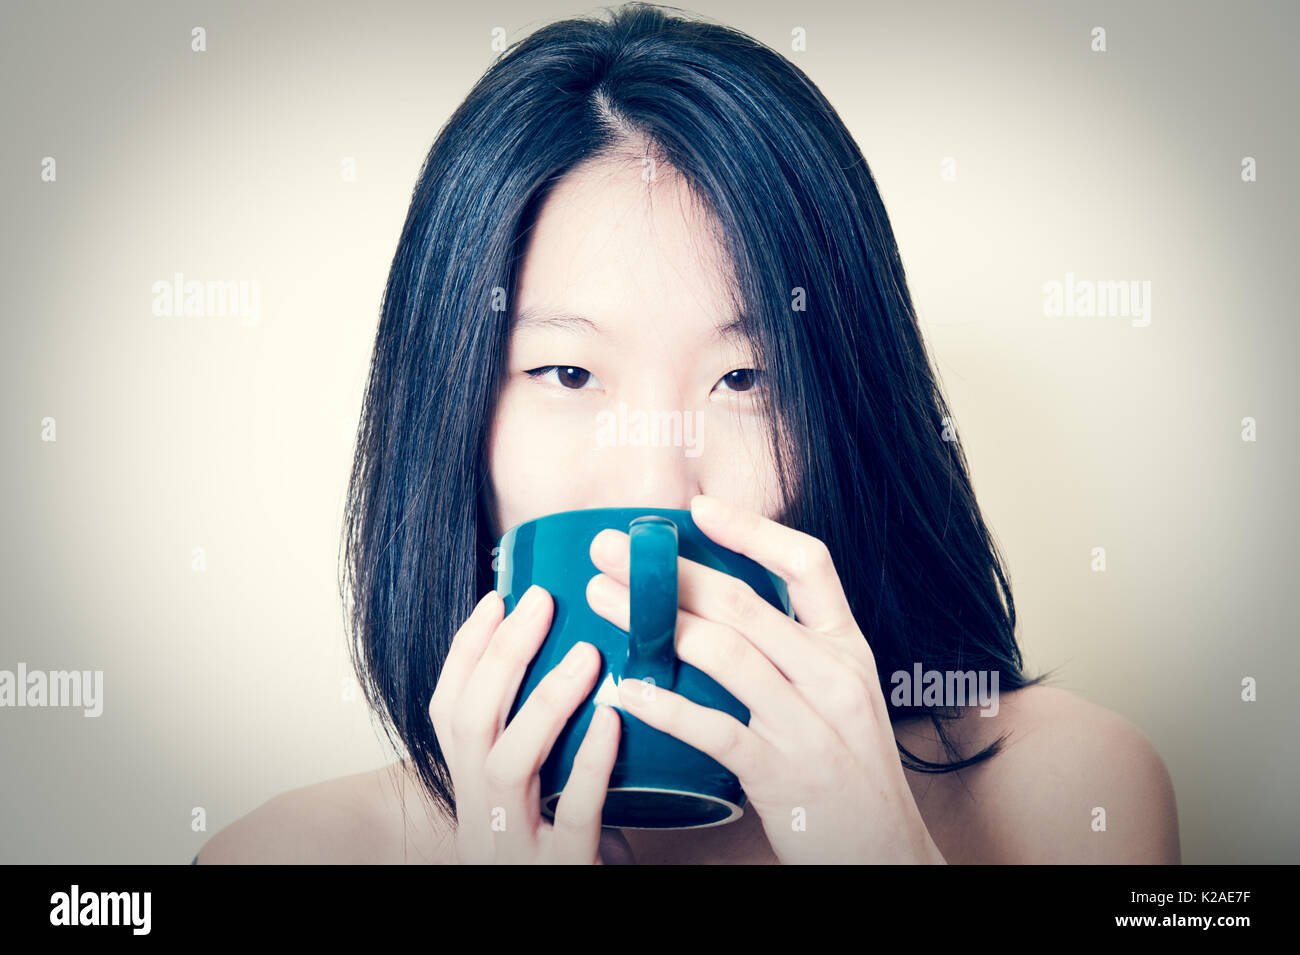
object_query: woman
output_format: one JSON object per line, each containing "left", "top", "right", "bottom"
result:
{"left": 197, "top": 2, "right": 1179, "bottom": 864}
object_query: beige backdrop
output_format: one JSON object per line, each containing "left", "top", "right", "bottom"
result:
{"left": 1, "top": 0, "right": 1296, "bottom": 863}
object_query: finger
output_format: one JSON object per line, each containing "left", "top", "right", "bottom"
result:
{"left": 687, "top": 494, "right": 858, "bottom": 635}
{"left": 615, "top": 678, "right": 771, "bottom": 785}
{"left": 455, "top": 586, "right": 555, "bottom": 864}
{"left": 483, "top": 641, "right": 603, "bottom": 859}
{"left": 430, "top": 591, "right": 504, "bottom": 748}
{"left": 589, "top": 531, "right": 848, "bottom": 689}
{"left": 431, "top": 592, "right": 502, "bottom": 834}
{"left": 587, "top": 571, "right": 823, "bottom": 743}
{"left": 453, "top": 585, "right": 554, "bottom": 784}
{"left": 548, "top": 704, "right": 622, "bottom": 864}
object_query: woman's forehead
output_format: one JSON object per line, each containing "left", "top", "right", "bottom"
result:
{"left": 512, "top": 159, "right": 739, "bottom": 342}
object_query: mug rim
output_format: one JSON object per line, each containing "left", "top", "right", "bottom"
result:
{"left": 498, "top": 505, "right": 694, "bottom": 544}
{"left": 541, "top": 787, "right": 745, "bottom": 830}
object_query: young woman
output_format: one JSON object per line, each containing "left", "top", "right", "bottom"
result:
{"left": 197, "top": 2, "right": 1179, "bottom": 865}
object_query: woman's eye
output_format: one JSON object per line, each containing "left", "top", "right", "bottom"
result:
{"left": 523, "top": 365, "right": 602, "bottom": 390}
{"left": 713, "top": 368, "right": 763, "bottom": 394}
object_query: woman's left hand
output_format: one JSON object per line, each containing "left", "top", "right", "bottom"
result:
{"left": 585, "top": 493, "right": 947, "bottom": 865}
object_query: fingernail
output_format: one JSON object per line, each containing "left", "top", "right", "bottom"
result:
{"left": 519, "top": 585, "right": 546, "bottom": 617}
{"left": 618, "top": 677, "right": 647, "bottom": 705}
{"left": 594, "top": 704, "right": 617, "bottom": 737}
{"left": 692, "top": 494, "right": 724, "bottom": 521}
{"left": 593, "top": 530, "right": 628, "bottom": 571}
{"left": 563, "top": 642, "right": 592, "bottom": 675}
{"left": 475, "top": 590, "right": 500, "bottom": 616}
{"left": 587, "top": 573, "right": 618, "bottom": 607}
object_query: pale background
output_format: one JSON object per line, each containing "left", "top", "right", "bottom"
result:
{"left": 1, "top": 0, "right": 1295, "bottom": 863}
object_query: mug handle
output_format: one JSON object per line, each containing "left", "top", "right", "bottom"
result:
{"left": 626, "top": 515, "right": 679, "bottom": 692}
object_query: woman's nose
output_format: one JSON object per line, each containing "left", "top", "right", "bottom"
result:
{"left": 591, "top": 404, "right": 703, "bottom": 510}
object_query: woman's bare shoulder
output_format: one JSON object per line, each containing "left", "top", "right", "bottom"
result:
{"left": 899, "top": 685, "right": 1180, "bottom": 863}
{"left": 195, "top": 762, "right": 454, "bottom": 864}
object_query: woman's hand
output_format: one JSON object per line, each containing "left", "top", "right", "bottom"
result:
{"left": 585, "top": 494, "right": 947, "bottom": 865}
{"left": 429, "top": 585, "right": 626, "bottom": 864}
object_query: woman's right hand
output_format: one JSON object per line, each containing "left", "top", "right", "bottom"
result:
{"left": 428, "top": 584, "right": 623, "bottom": 864}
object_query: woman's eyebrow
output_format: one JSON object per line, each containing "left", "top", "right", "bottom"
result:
{"left": 511, "top": 305, "right": 749, "bottom": 343}
{"left": 511, "top": 306, "right": 599, "bottom": 336}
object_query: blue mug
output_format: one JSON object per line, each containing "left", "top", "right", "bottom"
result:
{"left": 496, "top": 507, "right": 793, "bottom": 829}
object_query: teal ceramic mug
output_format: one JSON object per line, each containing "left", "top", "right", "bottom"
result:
{"left": 496, "top": 507, "right": 794, "bottom": 829}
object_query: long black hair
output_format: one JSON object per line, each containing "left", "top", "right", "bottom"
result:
{"left": 341, "top": 1, "right": 1049, "bottom": 825}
